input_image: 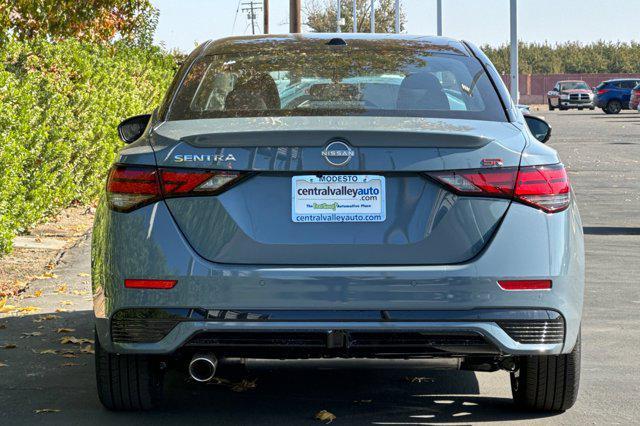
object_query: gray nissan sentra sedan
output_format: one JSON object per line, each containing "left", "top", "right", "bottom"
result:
{"left": 92, "top": 34, "right": 584, "bottom": 412}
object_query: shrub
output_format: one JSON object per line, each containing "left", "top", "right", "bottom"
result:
{"left": 483, "top": 41, "right": 640, "bottom": 75}
{"left": 0, "top": 39, "right": 175, "bottom": 254}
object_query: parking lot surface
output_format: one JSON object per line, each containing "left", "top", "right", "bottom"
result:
{"left": 0, "top": 110, "right": 639, "bottom": 424}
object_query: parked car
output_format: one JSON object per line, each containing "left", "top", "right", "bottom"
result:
{"left": 547, "top": 80, "right": 595, "bottom": 111}
{"left": 629, "top": 84, "right": 640, "bottom": 111}
{"left": 93, "top": 34, "right": 584, "bottom": 413}
{"left": 594, "top": 78, "right": 640, "bottom": 114}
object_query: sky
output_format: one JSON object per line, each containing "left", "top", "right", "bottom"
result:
{"left": 152, "top": 0, "right": 640, "bottom": 52}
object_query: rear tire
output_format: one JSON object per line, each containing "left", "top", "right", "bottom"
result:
{"left": 510, "top": 332, "right": 581, "bottom": 412}
{"left": 606, "top": 100, "right": 622, "bottom": 114}
{"left": 95, "top": 332, "right": 164, "bottom": 411}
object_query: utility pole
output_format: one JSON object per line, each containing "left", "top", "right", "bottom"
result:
{"left": 242, "top": 1, "right": 262, "bottom": 35}
{"left": 510, "top": 0, "right": 519, "bottom": 103}
{"left": 337, "top": 0, "right": 341, "bottom": 32}
{"left": 370, "top": 0, "right": 375, "bottom": 33}
{"left": 263, "top": 0, "right": 269, "bottom": 34}
{"left": 290, "top": 0, "right": 301, "bottom": 33}
{"left": 395, "top": 0, "right": 400, "bottom": 33}
{"left": 437, "top": 0, "right": 442, "bottom": 36}
{"left": 353, "top": 0, "right": 357, "bottom": 32}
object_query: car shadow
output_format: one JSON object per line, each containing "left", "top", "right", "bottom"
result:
{"left": 0, "top": 310, "right": 559, "bottom": 425}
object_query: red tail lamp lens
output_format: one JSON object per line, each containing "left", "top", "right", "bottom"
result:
{"left": 107, "top": 165, "right": 245, "bottom": 212}
{"left": 514, "top": 164, "right": 570, "bottom": 213}
{"left": 498, "top": 280, "right": 552, "bottom": 291}
{"left": 426, "top": 164, "right": 571, "bottom": 213}
{"left": 124, "top": 279, "right": 177, "bottom": 289}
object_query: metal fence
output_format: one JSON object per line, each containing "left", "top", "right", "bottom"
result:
{"left": 499, "top": 73, "right": 640, "bottom": 105}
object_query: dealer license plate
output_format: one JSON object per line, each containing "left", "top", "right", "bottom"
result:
{"left": 292, "top": 175, "right": 386, "bottom": 223}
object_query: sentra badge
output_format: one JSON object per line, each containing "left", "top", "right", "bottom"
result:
{"left": 174, "top": 154, "right": 237, "bottom": 163}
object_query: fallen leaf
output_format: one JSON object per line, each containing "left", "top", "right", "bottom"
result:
{"left": 405, "top": 376, "right": 434, "bottom": 384}
{"left": 54, "top": 284, "right": 67, "bottom": 294}
{"left": 60, "top": 300, "right": 73, "bottom": 306}
{"left": 62, "top": 353, "right": 78, "bottom": 358}
{"left": 61, "top": 362, "right": 80, "bottom": 367}
{"left": 36, "top": 273, "right": 57, "bottom": 280}
{"left": 55, "top": 308, "right": 69, "bottom": 313}
{"left": 72, "top": 290, "right": 89, "bottom": 296}
{"left": 60, "top": 336, "right": 94, "bottom": 345}
{"left": 0, "top": 323, "right": 6, "bottom": 329}
{"left": 21, "top": 332, "right": 43, "bottom": 338}
{"left": 315, "top": 410, "right": 337, "bottom": 423}
{"left": 0, "top": 362, "right": 7, "bottom": 367}
{"left": 56, "top": 328, "right": 75, "bottom": 333}
{"left": 18, "top": 306, "right": 40, "bottom": 313}
{"left": 33, "top": 314, "right": 61, "bottom": 323}
{"left": 39, "top": 349, "right": 59, "bottom": 355}
{"left": 0, "top": 297, "right": 17, "bottom": 313}
{"left": 33, "top": 290, "right": 43, "bottom": 297}
{"left": 78, "top": 273, "right": 90, "bottom": 277}
{"left": 34, "top": 408, "right": 60, "bottom": 414}
{"left": 1, "top": 344, "right": 17, "bottom": 349}
{"left": 80, "top": 344, "right": 94, "bottom": 354}
{"left": 231, "top": 378, "right": 257, "bottom": 392}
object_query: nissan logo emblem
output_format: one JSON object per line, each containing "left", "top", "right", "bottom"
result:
{"left": 321, "top": 140, "right": 355, "bottom": 167}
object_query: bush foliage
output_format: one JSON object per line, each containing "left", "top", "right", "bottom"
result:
{"left": 483, "top": 41, "right": 640, "bottom": 74}
{"left": 0, "top": 39, "right": 175, "bottom": 254}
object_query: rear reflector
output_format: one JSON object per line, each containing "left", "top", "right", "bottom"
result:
{"left": 107, "top": 165, "right": 246, "bottom": 212}
{"left": 124, "top": 279, "right": 177, "bottom": 289}
{"left": 426, "top": 163, "right": 570, "bottom": 213}
{"left": 498, "top": 280, "right": 552, "bottom": 291}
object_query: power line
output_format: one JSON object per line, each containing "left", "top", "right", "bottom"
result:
{"left": 231, "top": 0, "right": 242, "bottom": 34}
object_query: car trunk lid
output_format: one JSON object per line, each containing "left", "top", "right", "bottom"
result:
{"left": 151, "top": 116, "right": 525, "bottom": 265}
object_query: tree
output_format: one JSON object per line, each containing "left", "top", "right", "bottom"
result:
{"left": 305, "top": 0, "right": 405, "bottom": 33}
{"left": 0, "top": 0, "right": 158, "bottom": 46}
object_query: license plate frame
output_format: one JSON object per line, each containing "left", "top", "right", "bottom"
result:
{"left": 291, "top": 174, "right": 386, "bottom": 223}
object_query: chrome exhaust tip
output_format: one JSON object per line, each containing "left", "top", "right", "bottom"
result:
{"left": 188, "top": 353, "right": 218, "bottom": 382}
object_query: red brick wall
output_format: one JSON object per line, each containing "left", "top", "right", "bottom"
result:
{"left": 499, "top": 73, "right": 640, "bottom": 104}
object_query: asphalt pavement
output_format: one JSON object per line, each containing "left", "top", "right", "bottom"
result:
{"left": 0, "top": 110, "right": 639, "bottom": 425}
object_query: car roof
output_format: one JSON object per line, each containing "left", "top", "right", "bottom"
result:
{"left": 604, "top": 78, "right": 639, "bottom": 82}
{"left": 201, "top": 33, "right": 470, "bottom": 56}
{"left": 557, "top": 80, "right": 587, "bottom": 84}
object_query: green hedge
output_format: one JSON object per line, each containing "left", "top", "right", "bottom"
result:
{"left": 0, "top": 39, "right": 176, "bottom": 254}
{"left": 483, "top": 41, "right": 640, "bottom": 75}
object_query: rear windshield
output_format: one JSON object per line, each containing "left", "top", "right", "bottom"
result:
{"left": 166, "top": 48, "right": 506, "bottom": 122}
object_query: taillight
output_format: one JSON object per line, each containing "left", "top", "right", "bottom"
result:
{"left": 597, "top": 89, "right": 609, "bottom": 95}
{"left": 106, "top": 166, "right": 160, "bottom": 212}
{"left": 107, "top": 165, "right": 245, "bottom": 212}
{"left": 426, "top": 163, "right": 570, "bottom": 213}
{"left": 514, "top": 164, "right": 570, "bottom": 213}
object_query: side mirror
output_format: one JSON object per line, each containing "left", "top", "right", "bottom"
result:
{"left": 117, "top": 114, "right": 151, "bottom": 143}
{"left": 524, "top": 115, "right": 552, "bottom": 143}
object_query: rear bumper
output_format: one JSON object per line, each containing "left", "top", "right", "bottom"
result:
{"left": 97, "top": 308, "right": 565, "bottom": 357}
{"left": 92, "top": 198, "right": 584, "bottom": 357}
